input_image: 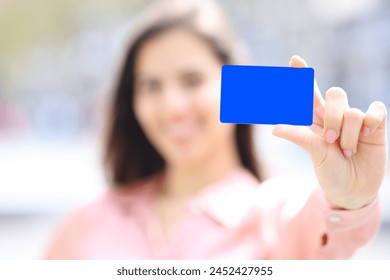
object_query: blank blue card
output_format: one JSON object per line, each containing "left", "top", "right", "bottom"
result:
{"left": 220, "top": 65, "right": 314, "bottom": 125}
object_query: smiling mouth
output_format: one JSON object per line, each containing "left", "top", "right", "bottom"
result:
{"left": 166, "top": 123, "right": 199, "bottom": 142}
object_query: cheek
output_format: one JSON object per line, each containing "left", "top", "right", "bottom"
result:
{"left": 216, "top": 123, "right": 236, "bottom": 143}
{"left": 198, "top": 81, "right": 221, "bottom": 117}
{"left": 198, "top": 85, "right": 235, "bottom": 142}
{"left": 134, "top": 97, "right": 158, "bottom": 135}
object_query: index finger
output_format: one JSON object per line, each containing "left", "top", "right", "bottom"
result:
{"left": 289, "top": 55, "right": 325, "bottom": 119}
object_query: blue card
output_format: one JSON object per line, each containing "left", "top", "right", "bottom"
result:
{"left": 220, "top": 65, "right": 314, "bottom": 125}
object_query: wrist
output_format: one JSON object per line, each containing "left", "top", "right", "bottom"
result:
{"left": 325, "top": 194, "right": 378, "bottom": 210}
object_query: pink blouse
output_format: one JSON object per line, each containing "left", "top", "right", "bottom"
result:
{"left": 44, "top": 168, "right": 381, "bottom": 259}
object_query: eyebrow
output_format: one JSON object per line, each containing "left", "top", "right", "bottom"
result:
{"left": 135, "top": 68, "right": 205, "bottom": 79}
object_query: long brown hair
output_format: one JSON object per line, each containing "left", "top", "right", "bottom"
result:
{"left": 104, "top": 0, "right": 263, "bottom": 186}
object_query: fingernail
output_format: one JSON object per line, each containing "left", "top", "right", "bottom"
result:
{"left": 291, "top": 55, "right": 300, "bottom": 60}
{"left": 343, "top": 149, "right": 353, "bottom": 158}
{"left": 363, "top": 126, "right": 370, "bottom": 136}
{"left": 326, "top": 130, "right": 337, "bottom": 143}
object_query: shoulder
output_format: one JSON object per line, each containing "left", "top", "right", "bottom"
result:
{"left": 107, "top": 173, "right": 163, "bottom": 199}
{"left": 43, "top": 205, "right": 90, "bottom": 259}
{"left": 44, "top": 173, "right": 161, "bottom": 259}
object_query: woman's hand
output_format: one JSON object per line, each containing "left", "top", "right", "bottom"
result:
{"left": 272, "top": 55, "right": 387, "bottom": 210}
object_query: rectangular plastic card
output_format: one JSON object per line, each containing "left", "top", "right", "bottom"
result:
{"left": 220, "top": 65, "right": 314, "bottom": 125}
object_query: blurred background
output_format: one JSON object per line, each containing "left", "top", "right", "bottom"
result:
{"left": 0, "top": 0, "right": 389, "bottom": 259}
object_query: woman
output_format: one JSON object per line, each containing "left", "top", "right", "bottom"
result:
{"left": 45, "top": 0, "right": 387, "bottom": 259}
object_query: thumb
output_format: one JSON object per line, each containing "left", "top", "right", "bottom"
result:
{"left": 272, "top": 124, "right": 315, "bottom": 154}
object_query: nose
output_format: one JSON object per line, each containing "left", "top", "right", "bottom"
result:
{"left": 161, "top": 85, "right": 190, "bottom": 117}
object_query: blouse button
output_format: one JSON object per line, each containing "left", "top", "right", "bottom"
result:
{"left": 328, "top": 214, "right": 342, "bottom": 223}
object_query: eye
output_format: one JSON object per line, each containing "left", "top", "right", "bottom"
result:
{"left": 136, "top": 79, "right": 161, "bottom": 94}
{"left": 182, "top": 73, "right": 203, "bottom": 89}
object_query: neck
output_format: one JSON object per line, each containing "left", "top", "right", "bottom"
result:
{"left": 163, "top": 142, "right": 242, "bottom": 198}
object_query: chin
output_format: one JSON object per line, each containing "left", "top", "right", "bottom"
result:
{"left": 165, "top": 149, "right": 206, "bottom": 167}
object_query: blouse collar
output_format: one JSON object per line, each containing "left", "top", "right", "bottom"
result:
{"left": 107, "top": 168, "right": 260, "bottom": 228}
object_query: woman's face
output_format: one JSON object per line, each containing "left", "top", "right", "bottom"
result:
{"left": 134, "top": 28, "right": 236, "bottom": 166}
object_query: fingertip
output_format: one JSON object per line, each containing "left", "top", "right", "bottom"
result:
{"left": 272, "top": 124, "right": 292, "bottom": 139}
{"left": 363, "top": 101, "right": 387, "bottom": 133}
{"left": 325, "top": 87, "right": 348, "bottom": 99}
{"left": 343, "top": 149, "right": 353, "bottom": 159}
{"left": 290, "top": 54, "right": 301, "bottom": 61}
{"left": 325, "top": 129, "right": 337, "bottom": 144}
{"left": 362, "top": 126, "right": 370, "bottom": 137}
{"left": 272, "top": 124, "right": 283, "bottom": 136}
{"left": 371, "top": 100, "right": 388, "bottom": 115}
{"left": 289, "top": 55, "right": 308, "bottom": 68}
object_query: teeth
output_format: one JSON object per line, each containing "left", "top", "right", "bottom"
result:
{"left": 166, "top": 123, "right": 197, "bottom": 139}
